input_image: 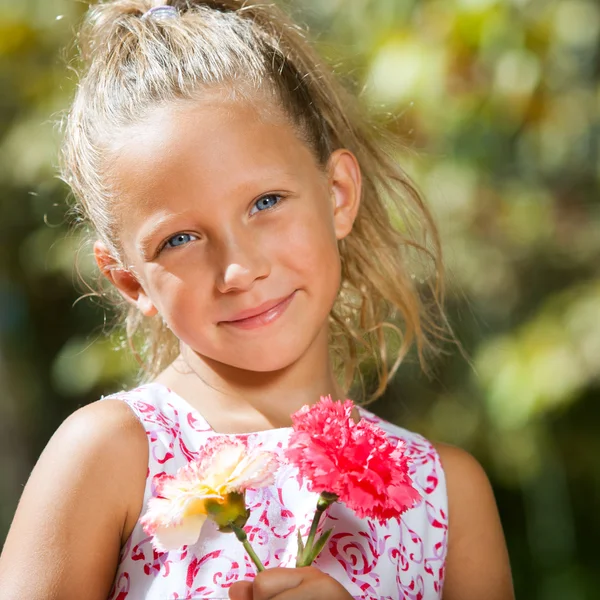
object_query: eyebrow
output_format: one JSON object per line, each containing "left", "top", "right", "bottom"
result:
{"left": 136, "top": 214, "right": 181, "bottom": 259}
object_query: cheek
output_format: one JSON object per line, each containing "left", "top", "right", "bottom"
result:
{"left": 277, "top": 203, "right": 341, "bottom": 293}
{"left": 145, "top": 264, "right": 209, "bottom": 320}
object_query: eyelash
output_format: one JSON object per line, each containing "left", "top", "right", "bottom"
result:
{"left": 158, "top": 193, "right": 285, "bottom": 253}
{"left": 163, "top": 232, "right": 198, "bottom": 251}
{"left": 249, "top": 193, "right": 283, "bottom": 216}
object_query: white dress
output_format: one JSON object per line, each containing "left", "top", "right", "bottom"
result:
{"left": 102, "top": 382, "right": 448, "bottom": 599}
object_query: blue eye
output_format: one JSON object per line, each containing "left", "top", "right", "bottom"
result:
{"left": 164, "top": 233, "right": 197, "bottom": 249}
{"left": 250, "top": 194, "right": 282, "bottom": 215}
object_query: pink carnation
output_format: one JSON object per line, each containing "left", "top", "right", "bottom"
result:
{"left": 285, "top": 396, "right": 422, "bottom": 523}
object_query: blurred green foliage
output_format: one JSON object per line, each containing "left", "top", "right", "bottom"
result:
{"left": 0, "top": 0, "right": 598, "bottom": 598}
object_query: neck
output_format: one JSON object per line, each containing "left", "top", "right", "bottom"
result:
{"left": 154, "top": 325, "right": 348, "bottom": 432}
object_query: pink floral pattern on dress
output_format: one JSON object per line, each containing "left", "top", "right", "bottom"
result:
{"left": 102, "top": 383, "right": 447, "bottom": 600}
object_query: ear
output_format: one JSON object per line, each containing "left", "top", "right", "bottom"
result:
{"left": 327, "top": 149, "right": 362, "bottom": 241}
{"left": 93, "top": 240, "right": 158, "bottom": 317}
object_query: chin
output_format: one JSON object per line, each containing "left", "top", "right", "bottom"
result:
{"left": 197, "top": 332, "right": 308, "bottom": 373}
{"left": 229, "top": 346, "right": 304, "bottom": 373}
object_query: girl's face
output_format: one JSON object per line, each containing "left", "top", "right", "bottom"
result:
{"left": 97, "top": 94, "right": 361, "bottom": 373}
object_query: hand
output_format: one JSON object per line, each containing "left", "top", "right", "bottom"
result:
{"left": 228, "top": 566, "right": 353, "bottom": 600}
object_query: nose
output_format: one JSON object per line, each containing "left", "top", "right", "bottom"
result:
{"left": 215, "top": 233, "right": 271, "bottom": 294}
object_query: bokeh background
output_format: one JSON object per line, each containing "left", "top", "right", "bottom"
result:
{"left": 1, "top": 0, "right": 598, "bottom": 598}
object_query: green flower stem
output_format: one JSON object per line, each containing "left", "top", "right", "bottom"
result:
{"left": 300, "top": 506, "right": 325, "bottom": 564}
{"left": 230, "top": 522, "right": 265, "bottom": 572}
{"left": 297, "top": 491, "right": 338, "bottom": 567}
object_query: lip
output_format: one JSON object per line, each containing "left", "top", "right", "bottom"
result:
{"left": 220, "top": 291, "right": 296, "bottom": 328}
{"left": 221, "top": 292, "right": 295, "bottom": 323}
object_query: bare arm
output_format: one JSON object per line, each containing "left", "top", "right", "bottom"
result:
{"left": 436, "top": 443, "right": 515, "bottom": 600}
{"left": 0, "top": 399, "right": 148, "bottom": 600}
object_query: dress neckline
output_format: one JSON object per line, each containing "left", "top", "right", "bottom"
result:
{"left": 143, "top": 381, "right": 370, "bottom": 437}
{"left": 145, "top": 381, "right": 295, "bottom": 436}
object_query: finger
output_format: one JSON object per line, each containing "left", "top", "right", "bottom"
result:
{"left": 251, "top": 567, "right": 304, "bottom": 600}
{"left": 268, "top": 574, "right": 349, "bottom": 600}
{"left": 229, "top": 580, "right": 254, "bottom": 600}
{"left": 251, "top": 567, "right": 319, "bottom": 600}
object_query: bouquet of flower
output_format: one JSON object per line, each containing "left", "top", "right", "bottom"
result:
{"left": 140, "top": 396, "right": 422, "bottom": 571}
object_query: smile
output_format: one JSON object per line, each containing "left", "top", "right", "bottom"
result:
{"left": 220, "top": 292, "right": 297, "bottom": 330}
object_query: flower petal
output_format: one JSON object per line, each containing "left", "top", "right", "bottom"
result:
{"left": 226, "top": 451, "right": 279, "bottom": 491}
{"left": 205, "top": 442, "right": 246, "bottom": 478}
{"left": 152, "top": 514, "right": 207, "bottom": 552}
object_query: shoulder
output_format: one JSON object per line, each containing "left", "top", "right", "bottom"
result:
{"left": 431, "top": 442, "right": 500, "bottom": 537}
{"left": 60, "top": 397, "right": 149, "bottom": 527}
{"left": 0, "top": 397, "right": 148, "bottom": 600}
{"left": 61, "top": 394, "right": 147, "bottom": 440}
{"left": 431, "top": 442, "right": 515, "bottom": 600}
{"left": 74, "top": 395, "right": 148, "bottom": 449}
{"left": 52, "top": 396, "right": 149, "bottom": 476}
{"left": 33, "top": 397, "right": 149, "bottom": 539}
{"left": 432, "top": 441, "right": 492, "bottom": 501}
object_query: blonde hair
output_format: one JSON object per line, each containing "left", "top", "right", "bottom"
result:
{"left": 60, "top": 0, "right": 455, "bottom": 404}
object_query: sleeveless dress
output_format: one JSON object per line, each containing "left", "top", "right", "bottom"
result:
{"left": 103, "top": 383, "right": 448, "bottom": 600}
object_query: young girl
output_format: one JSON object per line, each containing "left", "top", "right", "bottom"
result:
{"left": 0, "top": 1, "right": 514, "bottom": 598}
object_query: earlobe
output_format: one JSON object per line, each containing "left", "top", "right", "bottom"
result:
{"left": 93, "top": 240, "right": 158, "bottom": 317}
{"left": 328, "top": 149, "right": 362, "bottom": 241}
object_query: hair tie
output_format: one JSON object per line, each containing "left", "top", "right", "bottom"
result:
{"left": 141, "top": 5, "right": 179, "bottom": 21}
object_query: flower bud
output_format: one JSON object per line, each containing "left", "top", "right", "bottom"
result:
{"left": 205, "top": 492, "right": 250, "bottom": 532}
{"left": 317, "top": 491, "right": 338, "bottom": 511}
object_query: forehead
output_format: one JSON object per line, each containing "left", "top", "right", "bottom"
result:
{"left": 105, "top": 95, "right": 322, "bottom": 221}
